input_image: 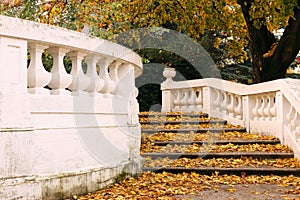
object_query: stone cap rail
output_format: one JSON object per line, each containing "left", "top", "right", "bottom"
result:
{"left": 0, "top": 15, "right": 143, "bottom": 77}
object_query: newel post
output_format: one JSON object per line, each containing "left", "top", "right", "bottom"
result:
{"left": 161, "top": 67, "right": 176, "bottom": 112}
{"left": 0, "top": 36, "right": 31, "bottom": 129}
{"left": 276, "top": 91, "right": 284, "bottom": 142}
{"left": 242, "top": 95, "right": 250, "bottom": 131}
{"left": 202, "top": 86, "right": 211, "bottom": 116}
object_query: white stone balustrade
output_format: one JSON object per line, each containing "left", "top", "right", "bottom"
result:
{"left": 251, "top": 94, "right": 277, "bottom": 121}
{"left": 0, "top": 15, "right": 143, "bottom": 199}
{"left": 162, "top": 67, "right": 300, "bottom": 160}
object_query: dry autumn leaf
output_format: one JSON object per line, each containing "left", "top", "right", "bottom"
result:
{"left": 77, "top": 172, "right": 300, "bottom": 199}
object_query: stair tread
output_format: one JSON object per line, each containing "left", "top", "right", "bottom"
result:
{"left": 142, "top": 167, "right": 300, "bottom": 176}
{"left": 143, "top": 166, "right": 300, "bottom": 171}
{"left": 141, "top": 152, "right": 294, "bottom": 159}
{"left": 142, "top": 127, "right": 247, "bottom": 133}
{"left": 146, "top": 139, "right": 281, "bottom": 145}
{"left": 140, "top": 119, "right": 227, "bottom": 124}
{"left": 142, "top": 152, "right": 294, "bottom": 156}
{"left": 139, "top": 113, "right": 208, "bottom": 117}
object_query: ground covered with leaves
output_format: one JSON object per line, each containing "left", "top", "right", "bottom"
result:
{"left": 73, "top": 111, "right": 300, "bottom": 199}
{"left": 75, "top": 172, "right": 300, "bottom": 200}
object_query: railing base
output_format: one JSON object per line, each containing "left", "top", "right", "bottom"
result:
{"left": 0, "top": 158, "right": 143, "bottom": 200}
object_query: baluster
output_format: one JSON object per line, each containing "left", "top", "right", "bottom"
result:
{"left": 234, "top": 96, "right": 242, "bottom": 119}
{"left": 269, "top": 95, "right": 277, "bottom": 120}
{"left": 195, "top": 88, "right": 203, "bottom": 111}
{"left": 257, "top": 96, "right": 265, "bottom": 120}
{"left": 47, "top": 47, "right": 72, "bottom": 95}
{"left": 290, "top": 108, "right": 298, "bottom": 130}
{"left": 84, "top": 54, "right": 104, "bottom": 95}
{"left": 109, "top": 61, "right": 121, "bottom": 83}
{"left": 263, "top": 96, "right": 271, "bottom": 121}
{"left": 98, "top": 57, "right": 116, "bottom": 95}
{"left": 227, "top": 94, "right": 234, "bottom": 117}
{"left": 286, "top": 105, "right": 294, "bottom": 131}
{"left": 177, "top": 90, "right": 183, "bottom": 110}
{"left": 252, "top": 96, "right": 260, "bottom": 120}
{"left": 220, "top": 92, "right": 227, "bottom": 114}
{"left": 173, "top": 90, "right": 181, "bottom": 111}
{"left": 188, "top": 89, "right": 197, "bottom": 111}
{"left": 213, "top": 89, "right": 221, "bottom": 112}
{"left": 109, "top": 61, "right": 122, "bottom": 95}
{"left": 27, "top": 43, "right": 51, "bottom": 95}
{"left": 180, "top": 91, "right": 189, "bottom": 111}
{"left": 67, "top": 51, "right": 90, "bottom": 96}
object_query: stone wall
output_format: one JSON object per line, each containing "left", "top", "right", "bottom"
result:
{"left": 0, "top": 16, "right": 143, "bottom": 199}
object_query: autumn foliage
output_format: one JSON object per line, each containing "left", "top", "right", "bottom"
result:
{"left": 1, "top": 0, "right": 300, "bottom": 82}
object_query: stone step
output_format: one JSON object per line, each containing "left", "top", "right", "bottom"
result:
{"left": 141, "top": 152, "right": 294, "bottom": 159}
{"left": 139, "top": 119, "right": 227, "bottom": 125}
{"left": 146, "top": 139, "right": 281, "bottom": 146}
{"left": 142, "top": 166, "right": 300, "bottom": 176}
{"left": 142, "top": 127, "right": 247, "bottom": 134}
{"left": 139, "top": 112, "right": 208, "bottom": 118}
{"left": 139, "top": 111, "right": 299, "bottom": 177}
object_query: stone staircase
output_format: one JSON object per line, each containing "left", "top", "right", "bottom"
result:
{"left": 139, "top": 112, "right": 300, "bottom": 176}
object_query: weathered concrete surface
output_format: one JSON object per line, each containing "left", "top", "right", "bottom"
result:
{"left": 0, "top": 15, "right": 143, "bottom": 199}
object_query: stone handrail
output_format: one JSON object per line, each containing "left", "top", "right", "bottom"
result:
{"left": 0, "top": 15, "right": 142, "bottom": 94}
{"left": 0, "top": 15, "right": 143, "bottom": 128}
{"left": 161, "top": 67, "right": 300, "bottom": 159}
{"left": 0, "top": 16, "right": 142, "bottom": 199}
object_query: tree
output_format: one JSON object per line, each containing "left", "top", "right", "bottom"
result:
{"left": 125, "top": 0, "right": 300, "bottom": 83}
{"left": 2, "top": 0, "right": 300, "bottom": 83}
{"left": 237, "top": 0, "right": 300, "bottom": 82}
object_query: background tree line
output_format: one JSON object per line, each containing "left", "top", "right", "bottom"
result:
{"left": 1, "top": 0, "right": 300, "bottom": 110}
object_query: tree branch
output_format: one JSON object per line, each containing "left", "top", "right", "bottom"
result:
{"left": 237, "top": 0, "right": 252, "bottom": 32}
{"left": 270, "top": 0, "right": 300, "bottom": 69}
{"left": 237, "top": 0, "right": 275, "bottom": 56}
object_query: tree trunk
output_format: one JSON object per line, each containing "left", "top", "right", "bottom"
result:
{"left": 238, "top": 0, "right": 300, "bottom": 83}
{"left": 249, "top": 26, "right": 276, "bottom": 83}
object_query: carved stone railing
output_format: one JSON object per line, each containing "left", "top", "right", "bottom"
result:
{"left": 162, "top": 67, "right": 300, "bottom": 159}
{"left": 0, "top": 16, "right": 142, "bottom": 199}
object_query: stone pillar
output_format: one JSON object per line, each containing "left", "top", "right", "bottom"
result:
{"left": 161, "top": 90, "right": 173, "bottom": 112}
{"left": 0, "top": 36, "right": 31, "bottom": 129}
{"left": 242, "top": 96, "right": 250, "bottom": 131}
{"left": 276, "top": 91, "right": 284, "bottom": 142}
{"left": 202, "top": 86, "right": 211, "bottom": 116}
